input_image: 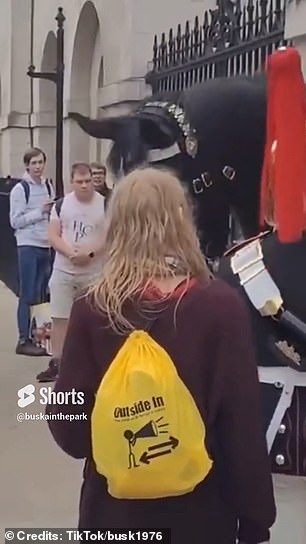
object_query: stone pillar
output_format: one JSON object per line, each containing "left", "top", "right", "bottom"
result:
{"left": 0, "top": 0, "right": 32, "bottom": 175}
{"left": 0, "top": 114, "right": 32, "bottom": 176}
{"left": 285, "top": 1, "right": 306, "bottom": 77}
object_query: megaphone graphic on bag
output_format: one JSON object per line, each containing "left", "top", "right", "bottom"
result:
{"left": 124, "top": 418, "right": 168, "bottom": 445}
{"left": 124, "top": 421, "right": 157, "bottom": 446}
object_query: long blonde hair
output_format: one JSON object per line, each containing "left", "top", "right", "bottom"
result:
{"left": 88, "top": 167, "right": 210, "bottom": 333}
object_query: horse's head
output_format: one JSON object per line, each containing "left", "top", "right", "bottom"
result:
{"left": 69, "top": 102, "right": 231, "bottom": 258}
{"left": 68, "top": 100, "right": 182, "bottom": 177}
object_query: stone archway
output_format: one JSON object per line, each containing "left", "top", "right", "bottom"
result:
{"left": 40, "top": 31, "right": 57, "bottom": 115}
{"left": 38, "top": 31, "right": 57, "bottom": 180}
{"left": 69, "top": 1, "right": 100, "bottom": 165}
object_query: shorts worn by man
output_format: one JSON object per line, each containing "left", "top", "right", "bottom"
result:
{"left": 9, "top": 147, "right": 55, "bottom": 356}
{"left": 37, "top": 162, "right": 106, "bottom": 383}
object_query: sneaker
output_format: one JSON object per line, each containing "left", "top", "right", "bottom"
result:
{"left": 36, "top": 358, "right": 59, "bottom": 383}
{"left": 16, "top": 340, "right": 48, "bottom": 357}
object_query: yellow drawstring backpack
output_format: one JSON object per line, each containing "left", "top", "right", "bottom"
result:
{"left": 91, "top": 330, "right": 213, "bottom": 499}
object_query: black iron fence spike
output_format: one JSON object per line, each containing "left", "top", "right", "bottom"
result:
{"left": 145, "top": 0, "right": 286, "bottom": 93}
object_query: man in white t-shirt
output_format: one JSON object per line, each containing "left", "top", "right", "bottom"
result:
{"left": 37, "top": 162, "right": 106, "bottom": 382}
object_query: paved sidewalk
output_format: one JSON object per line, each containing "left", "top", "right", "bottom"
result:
{"left": 0, "top": 282, "right": 83, "bottom": 539}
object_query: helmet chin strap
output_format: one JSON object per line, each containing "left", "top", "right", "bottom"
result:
{"left": 118, "top": 156, "right": 125, "bottom": 177}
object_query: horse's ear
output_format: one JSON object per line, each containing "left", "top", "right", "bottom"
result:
{"left": 68, "top": 112, "right": 122, "bottom": 140}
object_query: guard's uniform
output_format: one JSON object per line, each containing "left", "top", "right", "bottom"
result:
{"left": 219, "top": 45, "right": 306, "bottom": 543}
{"left": 218, "top": 231, "right": 306, "bottom": 476}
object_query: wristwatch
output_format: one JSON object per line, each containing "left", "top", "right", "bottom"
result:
{"left": 88, "top": 251, "right": 95, "bottom": 258}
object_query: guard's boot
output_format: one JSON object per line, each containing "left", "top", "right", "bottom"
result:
{"left": 36, "top": 358, "right": 59, "bottom": 383}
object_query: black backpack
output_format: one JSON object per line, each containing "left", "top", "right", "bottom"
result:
{"left": 20, "top": 178, "right": 53, "bottom": 203}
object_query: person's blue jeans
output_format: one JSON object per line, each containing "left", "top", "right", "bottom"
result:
{"left": 17, "top": 246, "right": 52, "bottom": 341}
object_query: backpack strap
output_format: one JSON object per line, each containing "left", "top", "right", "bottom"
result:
{"left": 54, "top": 197, "right": 64, "bottom": 218}
{"left": 45, "top": 178, "right": 53, "bottom": 198}
{"left": 19, "top": 178, "right": 53, "bottom": 204}
{"left": 19, "top": 179, "right": 30, "bottom": 204}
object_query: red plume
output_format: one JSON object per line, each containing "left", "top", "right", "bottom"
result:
{"left": 260, "top": 47, "right": 306, "bottom": 242}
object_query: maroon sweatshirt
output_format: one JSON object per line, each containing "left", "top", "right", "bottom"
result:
{"left": 46, "top": 278, "right": 276, "bottom": 544}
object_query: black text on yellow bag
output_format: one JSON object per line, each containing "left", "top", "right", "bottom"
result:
{"left": 91, "top": 330, "right": 213, "bottom": 499}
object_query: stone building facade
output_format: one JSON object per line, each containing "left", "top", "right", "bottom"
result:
{"left": 0, "top": 0, "right": 216, "bottom": 187}
{"left": 0, "top": 0, "right": 305, "bottom": 189}
{"left": 285, "top": 0, "right": 306, "bottom": 72}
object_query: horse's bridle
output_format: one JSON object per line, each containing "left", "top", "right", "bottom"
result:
{"left": 137, "top": 100, "right": 237, "bottom": 195}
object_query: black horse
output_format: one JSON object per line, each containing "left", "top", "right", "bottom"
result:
{"left": 69, "top": 74, "right": 267, "bottom": 259}
{"left": 69, "top": 73, "right": 306, "bottom": 481}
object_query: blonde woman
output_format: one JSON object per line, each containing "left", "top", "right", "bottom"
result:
{"left": 47, "top": 168, "right": 275, "bottom": 544}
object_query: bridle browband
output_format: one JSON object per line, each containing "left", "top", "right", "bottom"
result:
{"left": 137, "top": 100, "right": 199, "bottom": 159}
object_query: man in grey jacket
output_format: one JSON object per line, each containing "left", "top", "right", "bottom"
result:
{"left": 9, "top": 147, "right": 55, "bottom": 356}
